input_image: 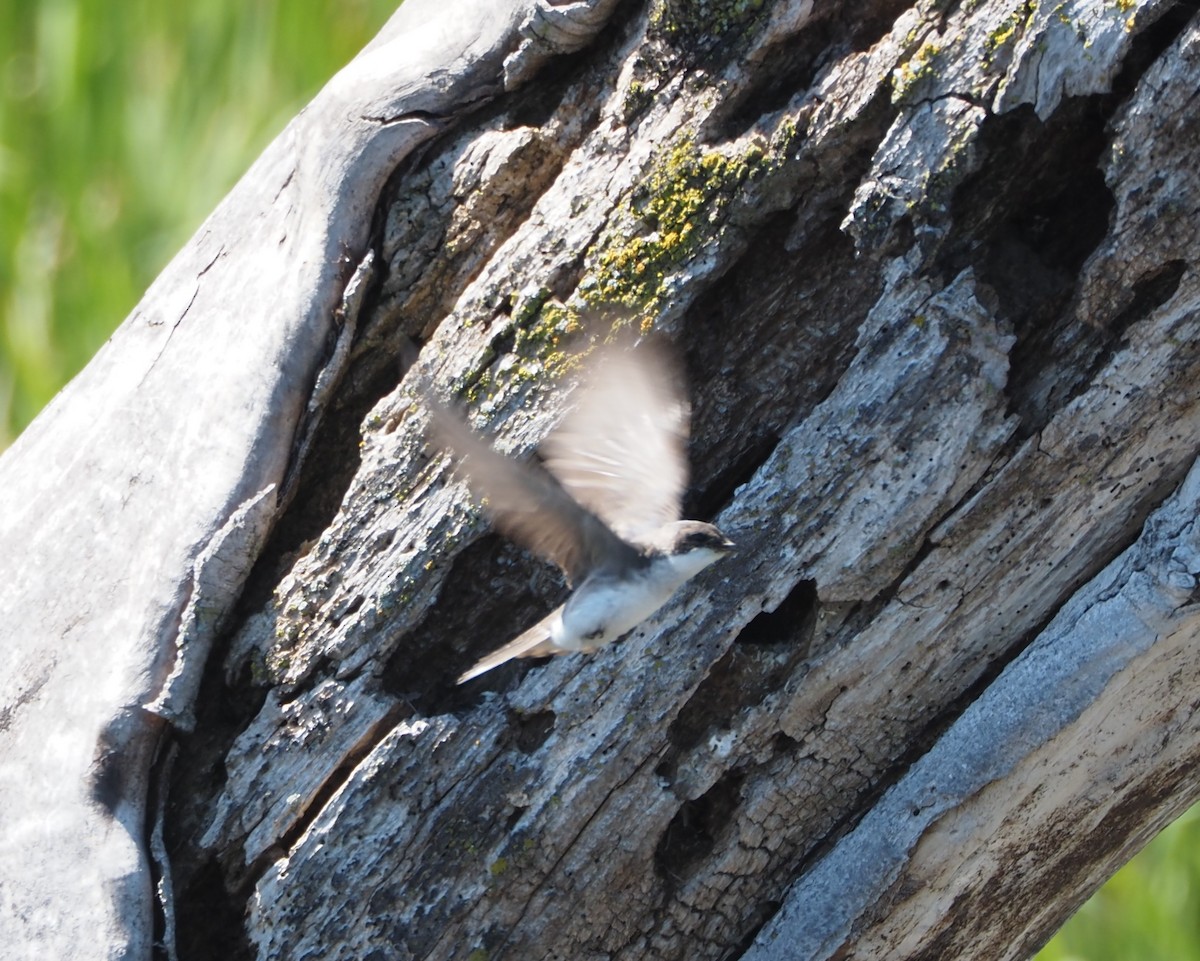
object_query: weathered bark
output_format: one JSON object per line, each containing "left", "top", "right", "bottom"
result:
{"left": 3, "top": 0, "right": 1199, "bottom": 959}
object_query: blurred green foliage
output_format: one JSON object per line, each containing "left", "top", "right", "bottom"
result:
{"left": 0, "top": 3, "right": 1198, "bottom": 958}
{"left": 0, "top": 0, "right": 397, "bottom": 446}
{"left": 1036, "top": 801, "right": 1200, "bottom": 961}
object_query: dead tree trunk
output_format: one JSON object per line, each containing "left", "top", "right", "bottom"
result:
{"left": 3, "top": 1, "right": 1199, "bottom": 959}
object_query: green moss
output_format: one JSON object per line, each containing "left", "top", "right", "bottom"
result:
{"left": 893, "top": 40, "right": 943, "bottom": 102}
{"left": 651, "top": 0, "right": 768, "bottom": 50}
{"left": 772, "top": 116, "right": 800, "bottom": 154}
{"left": 510, "top": 286, "right": 551, "bottom": 327}
{"left": 274, "top": 620, "right": 299, "bottom": 642}
{"left": 919, "top": 118, "right": 979, "bottom": 215}
{"left": 454, "top": 345, "right": 498, "bottom": 405}
{"left": 983, "top": 5, "right": 1034, "bottom": 66}
{"left": 489, "top": 857, "right": 509, "bottom": 877}
{"left": 584, "top": 134, "right": 766, "bottom": 313}
{"left": 623, "top": 78, "right": 656, "bottom": 124}
{"left": 457, "top": 291, "right": 587, "bottom": 407}
{"left": 513, "top": 297, "right": 579, "bottom": 381}
{"left": 462, "top": 369, "right": 494, "bottom": 406}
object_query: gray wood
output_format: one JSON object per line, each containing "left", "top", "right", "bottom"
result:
{"left": 3, "top": 0, "right": 1199, "bottom": 959}
{"left": 0, "top": 1, "right": 552, "bottom": 957}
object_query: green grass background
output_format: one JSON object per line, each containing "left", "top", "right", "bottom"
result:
{"left": 0, "top": 0, "right": 398, "bottom": 443}
{"left": 0, "top": 2, "right": 1197, "bottom": 957}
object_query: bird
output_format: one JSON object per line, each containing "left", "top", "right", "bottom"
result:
{"left": 429, "top": 337, "right": 735, "bottom": 684}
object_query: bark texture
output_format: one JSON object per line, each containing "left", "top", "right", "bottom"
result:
{"left": 3, "top": 0, "right": 1200, "bottom": 959}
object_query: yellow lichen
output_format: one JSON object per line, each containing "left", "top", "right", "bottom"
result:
{"left": 983, "top": 5, "right": 1034, "bottom": 66}
{"left": 893, "top": 40, "right": 943, "bottom": 101}
{"left": 584, "top": 133, "right": 767, "bottom": 312}
{"left": 650, "top": 0, "right": 768, "bottom": 46}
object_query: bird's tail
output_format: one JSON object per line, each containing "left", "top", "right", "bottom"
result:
{"left": 456, "top": 611, "right": 562, "bottom": 684}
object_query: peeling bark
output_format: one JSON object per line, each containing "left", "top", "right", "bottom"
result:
{"left": 3, "top": 1, "right": 1199, "bottom": 959}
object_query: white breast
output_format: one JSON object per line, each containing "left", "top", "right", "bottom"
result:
{"left": 553, "top": 548, "right": 724, "bottom": 653}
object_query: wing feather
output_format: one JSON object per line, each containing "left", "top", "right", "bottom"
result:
{"left": 541, "top": 340, "right": 688, "bottom": 540}
{"left": 428, "top": 404, "right": 639, "bottom": 584}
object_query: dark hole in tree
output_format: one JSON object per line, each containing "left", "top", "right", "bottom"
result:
{"left": 173, "top": 858, "right": 254, "bottom": 961}
{"left": 508, "top": 708, "right": 557, "bottom": 754}
{"left": 654, "top": 768, "right": 747, "bottom": 886}
{"left": 736, "top": 579, "right": 818, "bottom": 648}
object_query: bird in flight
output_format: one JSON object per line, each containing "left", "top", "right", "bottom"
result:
{"left": 430, "top": 338, "right": 735, "bottom": 684}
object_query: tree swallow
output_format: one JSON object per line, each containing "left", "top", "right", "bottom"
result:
{"left": 431, "top": 339, "right": 735, "bottom": 684}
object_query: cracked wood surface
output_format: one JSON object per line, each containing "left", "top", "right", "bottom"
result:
{"left": 3, "top": 1, "right": 1200, "bottom": 960}
{"left": 0, "top": 1, "right": 563, "bottom": 958}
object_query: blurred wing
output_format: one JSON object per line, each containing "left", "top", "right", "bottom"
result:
{"left": 541, "top": 341, "right": 689, "bottom": 540}
{"left": 428, "top": 404, "right": 639, "bottom": 584}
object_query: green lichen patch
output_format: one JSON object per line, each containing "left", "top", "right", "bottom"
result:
{"left": 893, "top": 39, "right": 944, "bottom": 103}
{"left": 510, "top": 296, "right": 579, "bottom": 383}
{"left": 455, "top": 291, "right": 587, "bottom": 409}
{"left": 622, "top": 75, "right": 659, "bottom": 126}
{"left": 918, "top": 110, "right": 983, "bottom": 219}
{"left": 649, "top": 0, "right": 770, "bottom": 59}
{"left": 452, "top": 345, "right": 499, "bottom": 406}
{"left": 983, "top": 4, "right": 1035, "bottom": 67}
{"left": 583, "top": 134, "right": 767, "bottom": 313}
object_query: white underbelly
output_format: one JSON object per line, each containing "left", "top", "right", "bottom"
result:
{"left": 553, "top": 574, "right": 679, "bottom": 652}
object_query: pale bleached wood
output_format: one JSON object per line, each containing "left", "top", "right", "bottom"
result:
{"left": 746, "top": 455, "right": 1200, "bottom": 960}
{"left": 4, "top": 1, "right": 1200, "bottom": 960}
{"left": 0, "top": 2, "right": 578, "bottom": 958}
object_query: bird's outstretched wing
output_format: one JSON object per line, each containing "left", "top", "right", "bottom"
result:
{"left": 429, "top": 405, "right": 641, "bottom": 585}
{"left": 456, "top": 609, "right": 561, "bottom": 684}
{"left": 541, "top": 340, "right": 689, "bottom": 541}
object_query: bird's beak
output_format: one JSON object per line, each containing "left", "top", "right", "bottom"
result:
{"left": 721, "top": 537, "right": 737, "bottom": 553}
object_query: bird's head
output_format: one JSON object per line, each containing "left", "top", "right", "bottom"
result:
{"left": 669, "top": 520, "right": 736, "bottom": 555}
{"left": 651, "top": 520, "right": 736, "bottom": 580}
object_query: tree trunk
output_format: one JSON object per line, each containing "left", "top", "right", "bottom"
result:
{"left": 3, "top": 1, "right": 1199, "bottom": 959}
